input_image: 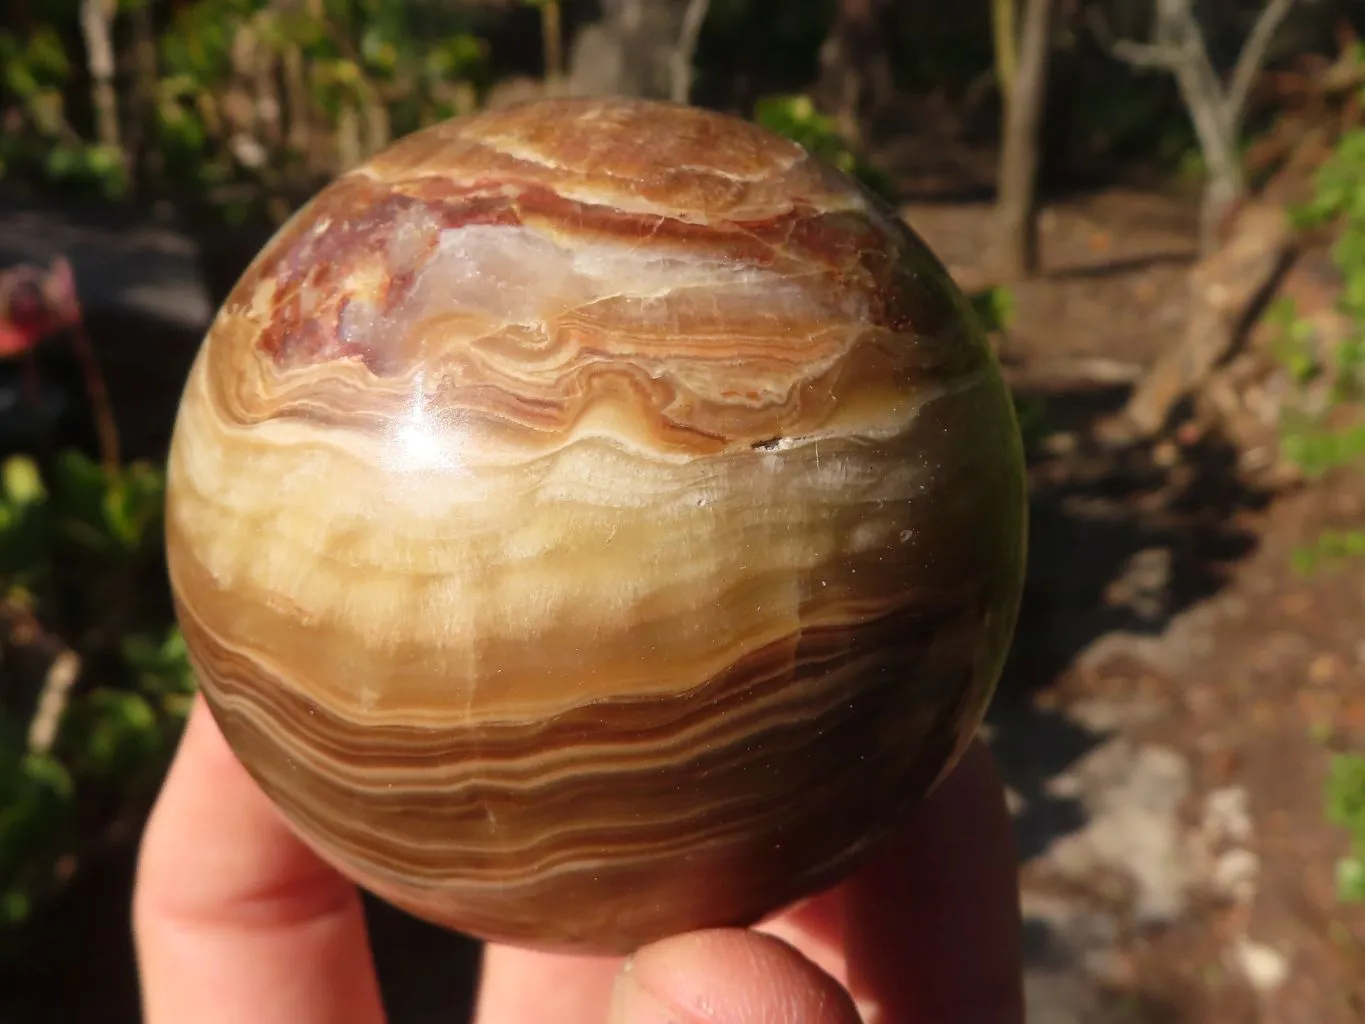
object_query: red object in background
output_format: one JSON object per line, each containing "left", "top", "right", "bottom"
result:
{"left": 0, "top": 257, "right": 80, "bottom": 357}
{"left": 0, "top": 254, "right": 118, "bottom": 468}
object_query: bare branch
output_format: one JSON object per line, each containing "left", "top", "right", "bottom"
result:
{"left": 540, "top": 0, "right": 564, "bottom": 84}
{"left": 992, "top": 0, "right": 1056, "bottom": 279}
{"left": 1152, "top": 0, "right": 1227, "bottom": 124}
{"left": 992, "top": 0, "right": 1018, "bottom": 105}
{"left": 1109, "top": 36, "right": 1181, "bottom": 68}
{"left": 1087, "top": 0, "right": 1299, "bottom": 249}
{"left": 1085, "top": 7, "right": 1179, "bottom": 68}
{"left": 27, "top": 650, "right": 81, "bottom": 757}
{"left": 79, "top": 0, "right": 122, "bottom": 154}
{"left": 669, "top": 0, "right": 711, "bottom": 104}
{"left": 1226, "top": 0, "right": 1299, "bottom": 129}
{"left": 2, "top": 599, "right": 84, "bottom": 758}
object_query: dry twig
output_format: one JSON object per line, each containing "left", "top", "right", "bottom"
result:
{"left": 1089, "top": 0, "right": 1301, "bottom": 248}
{"left": 670, "top": 0, "right": 712, "bottom": 105}
{"left": 2, "top": 600, "right": 83, "bottom": 757}
{"left": 26, "top": 651, "right": 81, "bottom": 757}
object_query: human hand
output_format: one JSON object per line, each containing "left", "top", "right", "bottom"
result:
{"left": 134, "top": 696, "right": 1024, "bottom": 1023}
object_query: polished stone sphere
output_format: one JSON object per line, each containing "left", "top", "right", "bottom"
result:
{"left": 164, "top": 96, "right": 1028, "bottom": 955}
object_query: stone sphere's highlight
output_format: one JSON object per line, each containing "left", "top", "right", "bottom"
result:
{"left": 165, "top": 96, "right": 1028, "bottom": 955}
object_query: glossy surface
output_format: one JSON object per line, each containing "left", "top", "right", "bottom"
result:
{"left": 165, "top": 97, "right": 1028, "bottom": 955}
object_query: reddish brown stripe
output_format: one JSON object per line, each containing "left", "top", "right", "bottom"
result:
{"left": 187, "top": 586, "right": 983, "bottom": 948}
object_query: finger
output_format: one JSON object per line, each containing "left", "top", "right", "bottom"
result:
{"left": 843, "top": 737, "right": 1024, "bottom": 1023}
{"left": 474, "top": 945, "right": 625, "bottom": 1024}
{"left": 474, "top": 928, "right": 860, "bottom": 1024}
{"left": 608, "top": 929, "right": 861, "bottom": 1024}
{"left": 133, "top": 696, "right": 385, "bottom": 1024}
{"left": 760, "top": 738, "right": 1025, "bottom": 1023}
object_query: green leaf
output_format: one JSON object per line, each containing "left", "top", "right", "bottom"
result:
{"left": 0, "top": 751, "right": 76, "bottom": 933}
{"left": 122, "top": 627, "right": 198, "bottom": 699}
{"left": 752, "top": 93, "right": 891, "bottom": 197}
{"left": 49, "top": 454, "right": 165, "bottom": 558}
{"left": 425, "top": 34, "right": 486, "bottom": 81}
{"left": 0, "top": 458, "right": 50, "bottom": 583}
{"left": 2, "top": 456, "right": 44, "bottom": 507}
{"left": 360, "top": 27, "right": 399, "bottom": 76}
{"left": 4, "top": 63, "right": 38, "bottom": 100}
{"left": 0, "top": 889, "right": 30, "bottom": 929}
{"left": 52, "top": 450, "right": 106, "bottom": 507}
{"left": 969, "top": 287, "right": 1016, "bottom": 334}
{"left": 1338, "top": 856, "right": 1365, "bottom": 903}
{"left": 1327, "top": 754, "right": 1365, "bottom": 837}
{"left": 101, "top": 481, "right": 139, "bottom": 548}
{"left": 16, "top": 753, "right": 74, "bottom": 802}
{"left": 61, "top": 689, "right": 161, "bottom": 779}
{"left": 0, "top": 754, "right": 75, "bottom": 854}
{"left": 25, "top": 27, "right": 71, "bottom": 83}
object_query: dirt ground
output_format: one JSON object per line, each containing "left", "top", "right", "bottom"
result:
{"left": 1, "top": 181, "right": 1363, "bottom": 1023}
{"left": 905, "top": 189, "right": 1365, "bottom": 1023}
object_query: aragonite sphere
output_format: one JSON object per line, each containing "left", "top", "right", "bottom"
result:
{"left": 165, "top": 96, "right": 1028, "bottom": 955}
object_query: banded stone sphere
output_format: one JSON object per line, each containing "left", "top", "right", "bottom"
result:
{"left": 165, "top": 96, "right": 1028, "bottom": 956}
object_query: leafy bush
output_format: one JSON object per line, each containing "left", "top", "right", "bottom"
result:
{"left": 1327, "top": 754, "right": 1365, "bottom": 903}
{"left": 1276, "top": 128, "right": 1365, "bottom": 480}
{"left": 970, "top": 285, "right": 1017, "bottom": 335}
{"left": 1292, "top": 527, "right": 1365, "bottom": 576}
{"left": 0, "top": 0, "right": 491, "bottom": 217}
{"left": 1274, "top": 126, "right": 1365, "bottom": 576}
{"left": 0, "top": 264, "right": 193, "bottom": 937}
{"left": 0, "top": 450, "right": 192, "bottom": 935}
{"left": 753, "top": 93, "right": 892, "bottom": 197}
{"left": 1275, "top": 126, "right": 1365, "bottom": 908}
{"left": 153, "top": 0, "right": 490, "bottom": 218}
{"left": 0, "top": 23, "right": 128, "bottom": 197}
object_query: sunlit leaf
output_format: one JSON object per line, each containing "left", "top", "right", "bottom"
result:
{"left": 61, "top": 690, "right": 161, "bottom": 779}
{"left": 2, "top": 457, "right": 44, "bottom": 507}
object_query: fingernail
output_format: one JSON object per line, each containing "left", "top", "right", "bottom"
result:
{"left": 609, "top": 956, "right": 687, "bottom": 1024}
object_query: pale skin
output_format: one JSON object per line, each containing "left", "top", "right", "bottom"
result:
{"left": 134, "top": 696, "right": 1026, "bottom": 1024}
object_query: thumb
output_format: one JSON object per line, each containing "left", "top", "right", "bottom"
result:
{"left": 607, "top": 929, "right": 861, "bottom": 1024}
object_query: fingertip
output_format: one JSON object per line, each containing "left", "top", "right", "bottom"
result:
{"left": 473, "top": 943, "right": 624, "bottom": 1024}
{"left": 609, "top": 929, "right": 861, "bottom": 1024}
{"left": 843, "top": 738, "right": 1024, "bottom": 1023}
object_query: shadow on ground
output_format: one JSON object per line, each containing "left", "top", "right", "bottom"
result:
{"left": 989, "top": 377, "right": 1268, "bottom": 859}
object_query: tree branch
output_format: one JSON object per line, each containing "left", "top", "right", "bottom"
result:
{"left": 1086, "top": 7, "right": 1178, "bottom": 68}
{"left": 1226, "top": 0, "right": 1299, "bottom": 130}
{"left": 1109, "top": 36, "right": 1180, "bottom": 68}
{"left": 669, "top": 0, "right": 711, "bottom": 104}
{"left": 79, "top": 0, "right": 122, "bottom": 154}
{"left": 1153, "top": 0, "right": 1226, "bottom": 125}
{"left": 27, "top": 650, "right": 81, "bottom": 756}
{"left": 992, "top": 0, "right": 1018, "bottom": 105}
{"left": 1087, "top": 0, "right": 1299, "bottom": 249}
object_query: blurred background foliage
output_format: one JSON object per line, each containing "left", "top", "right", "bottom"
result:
{"left": 0, "top": 0, "right": 1243, "bottom": 216}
